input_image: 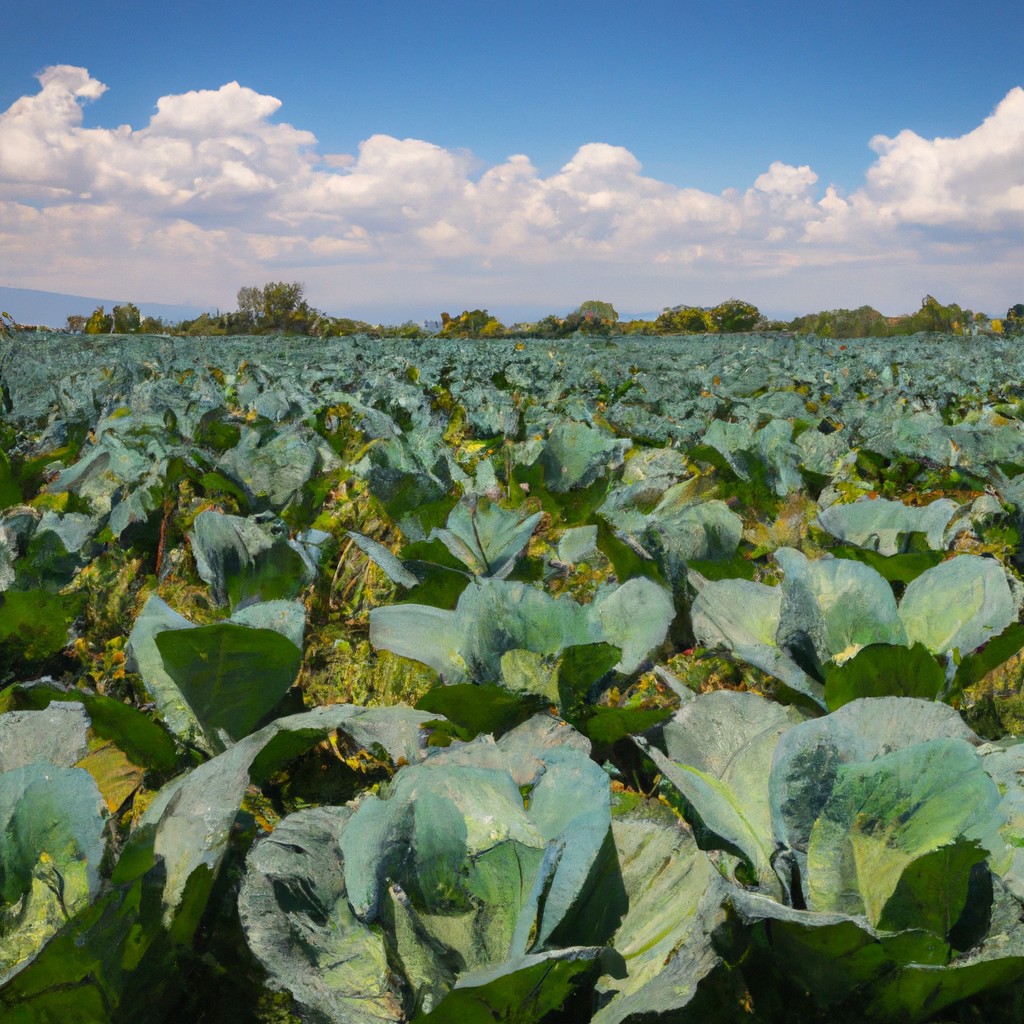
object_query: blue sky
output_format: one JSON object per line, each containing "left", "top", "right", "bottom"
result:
{"left": 2, "top": 0, "right": 1023, "bottom": 323}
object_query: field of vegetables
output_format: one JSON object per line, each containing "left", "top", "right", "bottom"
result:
{"left": 5, "top": 329, "right": 1024, "bottom": 1022}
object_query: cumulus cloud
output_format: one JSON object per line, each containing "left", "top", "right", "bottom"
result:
{"left": 1, "top": 66, "right": 1022, "bottom": 317}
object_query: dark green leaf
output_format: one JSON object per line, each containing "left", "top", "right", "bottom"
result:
{"left": 825, "top": 643, "right": 946, "bottom": 711}
{"left": 583, "top": 705, "right": 674, "bottom": 746}
{"left": 415, "top": 683, "right": 546, "bottom": 742}
{"left": 830, "top": 543, "right": 944, "bottom": 583}
{"left": 14, "top": 685, "right": 178, "bottom": 771}
{"left": 955, "top": 623, "right": 1024, "bottom": 692}
{"left": 154, "top": 624, "right": 302, "bottom": 743}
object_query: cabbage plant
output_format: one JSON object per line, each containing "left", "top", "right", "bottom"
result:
{"left": 640, "top": 692, "right": 1024, "bottom": 1020}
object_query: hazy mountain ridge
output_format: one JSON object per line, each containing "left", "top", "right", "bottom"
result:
{"left": 0, "top": 286, "right": 206, "bottom": 329}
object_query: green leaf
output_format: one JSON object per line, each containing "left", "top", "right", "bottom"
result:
{"left": 189, "top": 510, "right": 312, "bottom": 607}
{"left": 13, "top": 685, "right": 178, "bottom": 771}
{"left": 770, "top": 697, "right": 986, "bottom": 905}
{"left": 557, "top": 642, "right": 621, "bottom": 707}
{"left": 899, "top": 554, "right": 1020, "bottom": 657}
{"left": 591, "top": 577, "right": 674, "bottom": 674}
{"left": 431, "top": 495, "right": 542, "bottom": 578}
{"left": 124, "top": 595, "right": 204, "bottom": 747}
{"left": 0, "top": 763, "right": 107, "bottom": 982}
{"left": 415, "top": 684, "right": 547, "bottom": 742}
{"left": 955, "top": 622, "right": 1024, "bottom": 692}
{"left": 584, "top": 705, "right": 674, "bottom": 746}
{"left": 775, "top": 547, "right": 907, "bottom": 673}
{"left": 348, "top": 530, "right": 421, "bottom": 588}
{"left": 640, "top": 691, "right": 804, "bottom": 893}
{"left": 238, "top": 806, "right": 403, "bottom": 1024}
{"left": 824, "top": 642, "right": 946, "bottom": 711}
{"left": 539, "top": 421, "right": 630, "bottom": 493}
{"left": 690, "top": 576, "right": 823, "bottom": 705}
{"left": 806, "top": 738, "right": 1001, "bottom": 930}
{"left": 416, "top": 948, "right": 609, "bottom": 1024}
{"left": 829, "top": 544, "right": 944, "bottom": 584}
{"left": 0, "top": 703, "right": 90, "bottom": 772}
{"left": 154, "top": 623, "right": 302, "bottom": 744}
{"left": 593, "top": 812, "right": 732, "bottom": 1023}
{"left": 0, "top": 589, "right": 81, "bottom": 671}
{"left": 817, "top": 496, "right": 957, "bottom": 555}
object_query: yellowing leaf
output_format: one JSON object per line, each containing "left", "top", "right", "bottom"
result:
{"left": 76, "top": 740, "right": 144, "bottom": 813}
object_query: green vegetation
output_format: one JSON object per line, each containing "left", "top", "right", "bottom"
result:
{"left": 7, "top": 328, "right": 1024, "bottom": 1020}
{"left": 6, "top": 281, "right": 1015, "bottom": 342}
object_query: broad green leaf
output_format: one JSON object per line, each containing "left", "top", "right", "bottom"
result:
{"left": 556, "top": 642, "right": 621, "bottom": 706}
{"left": 640, "top": 691, "right": 803, "bottom": 893}
{"left": 217, "top": 426, "right": 319, "bottom": 508}
{"left": 0, "top": 763, "right": 107, "bottom": 984}
{"left": 865, "top": 881, "right": 1024, "bottom": 1022}
{"left": 817, "top": 496, "right": 957, "bottom": 555}
{"left": 690, "top": 576, "right": 822, "bottom": 705}
{"left": 729, "top": 889, "right": 950, "bottom": 1015}
{"left": 239, "top": 806, "right": 404, "bottom": 1024}
{"left": 806, "top": 739, "right": 1001, "bottom": 930}
{"left": 189, "top": 509, "right": 312, "bottom": 607}
{"left": 244, "top": 717, "right": 614, "bottom": 1020}
{"left": 76, "top": 740, "right": 145, "bottom": 813}
{"left": 0, "top": 703, "right": 90, "bottom": 772}
{"left": 775, "top": 547, "right": 906, "bottom": 674}
{"left": 0, "top": 589, "right": 81, "bottom": 671}
{"left": 228, "top": 597, "right": 306, "bottom": 648}
{"left": 144, "top": 705, "right": 435, "bottom": 929}
{"left": 591, "top": 577, "right": 674, "bottom": 674}
{"left": 899, "top": 554, "right": 1020, "bottom": 657}
{"left": 829, "top": 544, "right": 944, "bottom": 584}
{"left": 125, "top": 595, "right": 203, "bottom": 746}
{"left": 417, "top": 947, "right": 612, "bottom": 1024}
{"left": 431, "top": 495, "right": 542, "bottom": 578}
{"left": 415, "top": 683, "right": 548, "bottom": 743}
{"left": 154, "top": 623, "right": 302, "bottom": 745}
{"left": 369, "top": 602, "right": 465, "bottom": 680}
{"left": 642, "top": 498, "right": 743, "bottom": 587}
{"left": 979, "top": 740, "right": 1024, "bottom": 899}
{"left": 12, "top": 683, "right": 178, "bottom": 771}
{"left": 770, "top": 697, "right": 984, "bottom": 904}
{"left": 557, "top": 525, "right": 598, "bottom": 566}
{"left": 583, "top": 705, "right": 674, "bottom": 747}
{"left": 539, "top": 420, "right": 630, "bottom": 493}
{"left": 500, "top": 648, "right": 560, "bottom": 701}
{"left": 955, "top": 622, "right": 1024, "bottom": 692}
{"left": 824, "top": 642, "right": 946, "bottom": 710}
{"left": 593, "top": 813, "right": 732, "bottom": 1024}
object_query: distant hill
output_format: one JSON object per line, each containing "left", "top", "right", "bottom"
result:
{"left": 0, "top": 286, "right": 207, "bottom": 330}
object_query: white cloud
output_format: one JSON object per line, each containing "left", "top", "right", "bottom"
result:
{"left": 1, "top": 66, "right": 1022, "bottom": 318}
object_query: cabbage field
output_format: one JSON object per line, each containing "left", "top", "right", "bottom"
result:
{"left": 5, "top": 329, "right": 1024, "bottom": 1022}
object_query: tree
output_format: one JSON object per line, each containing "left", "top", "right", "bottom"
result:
{"left": 1005, "top": 304, "right": 1024, "bottom": 337}
{"left": 84, "top": 306, "right": 113, "bottom": 334}
{"left": 576, "top": 299, "right": 618, "bottom": 323}
{"left": 65, "top": 314, "right": 87, "bottom": 333}
{"left": 788, "top": 306, "right": 888, "bottom": 338}
{"left": 112, "top": 303, "right": 141, "bottom": 334}
{"left": 710, "top": 298, "right": 760, "bottom": 333}
{"left": 908, "top": 295, "right": 970, "bottom": 334}
{"left": 438, "top": 310, "right": 504, "bottom": 338}
{"left": 235, "top": 281, "right": 316, "bottom": 334}
{"left": 654, "top": 305, "right": 713, "bottom": 334}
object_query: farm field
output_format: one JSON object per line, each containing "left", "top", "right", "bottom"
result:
{"left": 4, "top": 329, "right": 1024, "bottom": 1022}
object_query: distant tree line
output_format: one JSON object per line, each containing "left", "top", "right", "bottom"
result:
{"left": 43, "top": 284, "right": 1024, "bottom": 341}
